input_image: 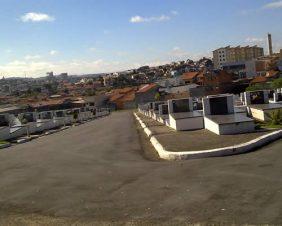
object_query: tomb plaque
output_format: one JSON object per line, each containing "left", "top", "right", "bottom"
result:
{"left": 172, "top": 99, "right": 190, "bottom": 113}
{"left": 0, "top": 115, "right": 8, "bottom": 127}
{"left": 250, "top": 91, "right": 265, "bottom": 105}
{"left": 161, "top": 105, "right": 169, "bottom": 115}
{"left": 154, "top": 102, "right": 164, "bottom": 111}
{"left": 269, "top": 90, "right": 274, "bottom": 99}
{"left": 209, "top": 97, "right": 228, "bottom": 115}
{"left": 277, "top": 93, "right": 282, "bottom": 102}
{"left": 23, "top": 113, "right": 34, "bottom": 123}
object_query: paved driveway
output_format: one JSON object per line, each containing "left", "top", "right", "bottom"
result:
{"left": 0, "top": 111, "right": 282, "bottom": 225}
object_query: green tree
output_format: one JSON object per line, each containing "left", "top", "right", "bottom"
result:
{"left": 155, "top": 92, "right": 161, "bottom": 101}
{"left": 271, "top": 78, "right": 282, "bottom": 89}
{"left": 246, "top": 83, "right": 270, "bottom": 91}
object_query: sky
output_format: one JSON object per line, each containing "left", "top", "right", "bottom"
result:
{"left": 0, "top": 0, "right": 282, "bottom": 77}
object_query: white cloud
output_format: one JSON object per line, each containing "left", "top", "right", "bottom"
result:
{"left": 170, "top": 47, "right": 189, "bottom": 58}
{"left": 263, "top": 1, "right": 282, "bottom": 9}
{"left": 245, "top": 37, "right": 265, "bottom": 43}
{"left": 130, "top": 15, "right": 170, "bottom": 23}
{"left": 49, "top": 50, "right": 59, "bottom": 56}
{"left": 20, "top": 12, "right": 55, "bottom": 22}
{"left": 24, "top": 55, "right": 41, "bottom": 60}
{"left": 0, "top": 59, "right": 140, "bottom": 77}
{"left": 168, "top": 47, "right": 211, "bottom": 61}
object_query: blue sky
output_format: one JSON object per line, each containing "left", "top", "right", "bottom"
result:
{"left": 0, "top": 0, "right": 282, "bottom": 77}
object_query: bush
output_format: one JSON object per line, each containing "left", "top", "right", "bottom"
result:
{"left": 266, "top": 109, "right": 282, "bottom": 125}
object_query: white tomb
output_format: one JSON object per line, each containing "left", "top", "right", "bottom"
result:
{"left": 168, "top": 98, "right": 204, "bottom": 131}
{"left": 152, "top": 101, "right": 165, "bottom": 120}
{"left": 269, "top": 89, "right": 282, "bottom": 104}
{"left": 157, "top": 104, "right": 170, "bottom": 125}
{"left": 244, "top": 90, "right": 282, "bottom": 122}
{"left": 203, "top": 94, "right": 255, "bottom": 135}
{"left": 37, "top": 111, "right": 57, "bottom": 130}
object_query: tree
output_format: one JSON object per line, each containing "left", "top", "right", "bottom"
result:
{"left": 155, "top": 92, "right": 161, "bottom": 101}
{"left": 271, "top": 78, "right": 282, "bottom": 89}
{"left": 245, "top": 83, "right": 270, "bottom": 91}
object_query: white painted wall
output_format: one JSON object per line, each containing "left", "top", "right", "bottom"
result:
{"left": 169, "top": 115, "right": 204, "bottom": 131}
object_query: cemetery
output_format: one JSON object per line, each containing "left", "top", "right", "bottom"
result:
{"left": 138, "top": 94, "right": 259, "bottom": 135}
{"left": 137, "top": 90, "right": 282, "bottom": 156}
{"left": 269, "top": 89, "right": 282, "bottom": 104}
{"left": 203, "top": 94, "right": 255, "bottom": 135}
{"left": 0, "top": 106, "right": 111, "bottom": 143}
{"left": 244, "top": 90, "right": 282, "bottom": 122}
{"left": 135, "top": 111, "right": 273, "bottom": 153}
{"left": 168, "top": 98, "right": 204, "bottom": 131}
{"left": 157, "top": 104, "right": 169, "bottom": 125}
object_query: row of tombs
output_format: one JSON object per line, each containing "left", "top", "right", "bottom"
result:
{"left": 138, "top": 89, "right": 282, "bottom": 135}
{"left": 0, "top": 105, "right": 110, "bottom": 141}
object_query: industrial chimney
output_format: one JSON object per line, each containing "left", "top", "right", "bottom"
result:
{"left": 268, "top": 33, "right": 273, "bottom": 56}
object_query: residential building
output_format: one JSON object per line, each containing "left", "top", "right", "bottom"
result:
{"left": 108, "top": 87, "right": 136, "bottom": 110}
{"left": 213, "top": 45, "right": 264, "bottom": 69}
{"left": 250, "top": 76, "right": 268, "bottom": 85}
{"left": 279, "top": 49, "right": 282, "bottom": 71}
{"left": 135, "top": 84, "right": 159, "bottom": 104}
{"left": 181, "top": 71, "right": 204, "bottom": 85}
{"left": 245, "top": 59, "right": 271, "bottom": 78}
{"left": 203, "top": 70, "right": 234, "bottom": 95}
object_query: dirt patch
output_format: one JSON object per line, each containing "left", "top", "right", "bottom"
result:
{"left": 134, "top": 117, "right": 161, "bottom": 161}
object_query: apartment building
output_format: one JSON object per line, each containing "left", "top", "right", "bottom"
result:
{"left": 213, "top": 45, "right": 264, "bottom": 69}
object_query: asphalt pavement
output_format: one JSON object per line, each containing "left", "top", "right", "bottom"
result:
{"left": 0, "top": 111, "right": 282, "bottom": 225}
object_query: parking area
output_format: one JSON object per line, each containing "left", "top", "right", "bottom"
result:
{"left": 0, "top": 111, "right": 282, "bottom": 225}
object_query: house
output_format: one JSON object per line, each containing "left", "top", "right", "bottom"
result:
{"left": 250, "top": 76, "right": 268, "bottom": 85}
{"left": 108, "top": 87, "right": 136, "bottom": 110}
{"left": 266, "top": 70, "right": 280, "bottom": 79}
{"left": 181, "top": 72, "right": 199, "bottom": 84}
{"left": 135, "top": 84, "right": 159, "bottom": 104}
{"left": 164, "top": 92, "right": 190, "bottom": 101}
{"left": 245, "top": 59, "right": 271, "bottom": 78}
{"left": 203, "top": 70, "right": 234, "bottom": 95}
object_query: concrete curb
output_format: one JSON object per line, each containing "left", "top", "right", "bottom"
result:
{"left": 134, "top": 112, "right": 282, "bottom": 161}
{"left": 0, "top": 143, "right": 11, "bottom": 149}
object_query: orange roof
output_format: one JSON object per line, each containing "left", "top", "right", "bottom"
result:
{"left": 111, "top": 87, "right": 135, "bottom": 95}
{"left": 119, "top": 92, "right": 135, "bottom": 102}
{"left": 197, "top": 71, "right": 204, "bottom": 78}
{"left": 266, "top": 70, "right": 279, "bottom": 78}
{"left": 164, "top": 92, "right": 190, "bottom": 100}
{"left": 181, "top": 72, "right": 199, "bottom": 81}
{"left": 109, "top": 93, "right": 124, "bottom": 102}
{"left": 250, "top": 76, "right": 268, "bottom": 84}
{"left": 136, "top": 84, "right": 157, "bottom": 93}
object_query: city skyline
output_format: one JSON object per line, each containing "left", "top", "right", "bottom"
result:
{"left": 0, "top": 0, "right": 282, "bottom": 77}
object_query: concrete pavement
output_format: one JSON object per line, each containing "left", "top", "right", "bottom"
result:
{"left": 0, "top": 111, "right": 282, "bottom": 225}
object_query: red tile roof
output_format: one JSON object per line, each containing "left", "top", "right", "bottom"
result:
{"left": 136, "top": 84, "right": 157, "bottom": 93}
{"left": 111, "top": 87, "right": 135, "bottom": 95}
{"left": 164, "top": 92, "right": 190, "bottom": 100}
{"left": 118, "top": 92, "right": 135, "bottom": 102}
{"left": 109, "top": 93, "right": 124, "bottom": 102}
{"left": 181, "top": 72, "right": 199, "bottom": 81}
{"left": 266, "top": 70, "right": 279, "bottom": 78}
{"left": 250, "top": 76, "right": 268, "bottom": 84}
